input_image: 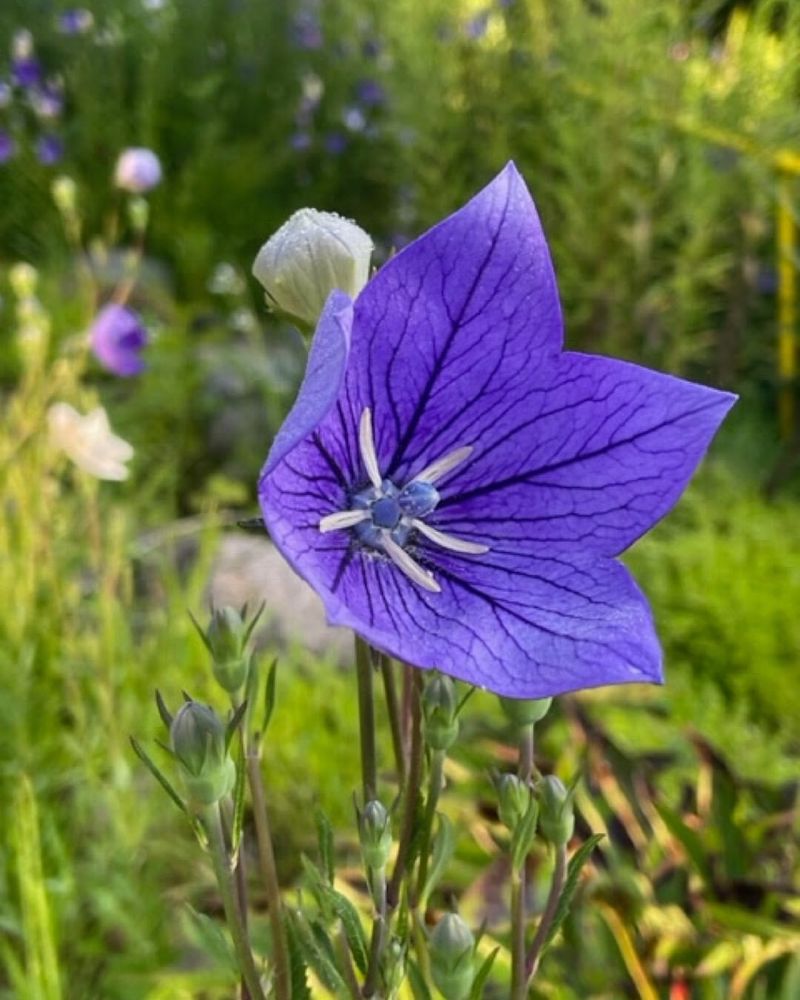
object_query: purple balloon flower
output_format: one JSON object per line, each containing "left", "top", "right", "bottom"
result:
{"left": 258, "top": 164, "right": 735, "bottom": 698}
{"left": 90, "top": 304, "right": 149, "bottom": 377}
{"left": 12, "top": 56, "right": 42, "bottom": 89}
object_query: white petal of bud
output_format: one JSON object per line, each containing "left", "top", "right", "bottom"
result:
{"left": 252, "top": 208, "right": 373, "bottom": 328}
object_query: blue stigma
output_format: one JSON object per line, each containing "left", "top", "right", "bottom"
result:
{"left": 371, "top": 496, "right": 402, "bottom": 529}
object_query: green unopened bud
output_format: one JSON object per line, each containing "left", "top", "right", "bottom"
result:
{"left": 359, "top": 799, "right": 392, "bottom": 871}
{"left": 495, "top": 773, "right": 533, "bottom": 832}
{"left": 206, "top": 606, "right": 250, "bottom": 692}
{"left": 499, "top": 695, "right": 552, "bottom": 728}
{"left": 9, "top": 262, "right": 38, "bottom": 298}
{"left": 422, "top": 673, "right": 459, "bottom": 751}
{"left": 51, "top": 175, "right": 78, "bottom": 216}
{"left": 170, "top": 701, "right": 235, "bottom": 806}
{"left": 429, "top": 913, "right": 475, "bottom": 1000}
{"left": 127, "top": 195, "right": 149, "bottom": 234}
{"left": 252, "top": 208, "right": 373, "bottom": 330}
{"left": 537, "top": 775, "right": 575, "bottom": 846}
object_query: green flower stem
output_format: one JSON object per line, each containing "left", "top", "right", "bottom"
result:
{"left": 380, "top": 653, "right": 406, "bottom": 786}
{"left": 511, "top": 724, "right": 534, "bottom": 1000}
{"left": 413, "top": 748, "right": 445, "bottom": 907}
{"left": 245, "top": 751, "right": 291, "bottom": 1000}
{"left": 411, "top": 909, "right": 433, "bottom": 987}
{"left": 524, "top": 843, "right": 568, "bottom": 983}
{"left": 387, "top": 668, "right": 424, "bottom": 911}
{"left": 337, "top": 925, "right": 362, "bottom": 1000}
{"left": 363, "top": 868, "right": 387, "bottom": 998}
{"left": 202, "top": 803, "right": 266, "bottom": 1000}
{"left": 355, "top": 636, "right": 378, "bottom": 802}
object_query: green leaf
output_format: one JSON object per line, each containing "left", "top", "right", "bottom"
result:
{"left": 419, "top": 812, "right": 455, "bottom": 908}
{"left": 407, "top": 959, "right": 433, "bottom": 1000}
{"left": 155, "top": 690, "right": 173, "bottom": 729}
{"left": 230, "top": 738, "right": 247, "bottom": 855}
{"left": 544, "top": 833, "right": 604, "bottom": 947}
{"left": 469, "top": 947, "right": 499, "bottom": 999}
{"left": 315, "top": 807, "right": 336, "bottom": 885}
{"left": 243, "top": 601, "right": 266, "bottom": 645}
{"left": 129, "top": 737, "right": 187, "bottom": 816}
{"left": 225, "top": 700, "right": 248, "bottom": 752}
{"left": 184, "top": 904, "right": 237, "bottom": 975}
{"left": 288, "top": 910, "right": 348, "bottom": 995}
{"left": 262, "top": 658, "right": 278, "bottom": 735}
{"left": 510, "top": 797, "right": 539, "bottom": 871}
{"left": 285, "top": 913, "right": 311, "bottom": 1000}
{"left": 655, "top": 802, "right": 712, "bottom": 883}
{"left": 327, "top": 890, "right": 369, "bottom": 976}
{"left": 187, "top": 609, "right": 213, "bottom": 654}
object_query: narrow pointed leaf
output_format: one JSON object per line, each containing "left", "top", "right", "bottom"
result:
{"left": 288, "top": 910, "right": 348, "bottom": 994}
{"left": 315, "top": 807, "right": 335, "bottom": 886}
{"left": 185, "top": 904, "right": 237, "bottom": 975}
{"left": 407, "top": 959, "right": 433, "bottom": 1000}
{"left": 237, "top": 516, "right": 266, "bottom": 534}
{"left": 129, "top": 737, "right": 187, "bottom": 816}
{"left": 327, "top": 891, "right": 368, "bottom": 976}
{"left": 262, "top": 658, "right": 278, "bottom": 735}
{"left": 155, "top": 690, "right": 173, "bottom": 728}
{"left": 419, "top": 812, "right": 456, "bottom": 908}
{"left": 243, "top": 601, "right": 266, "bottom": 645}
{"left": 469, "top": 947, "right": 499, "bottom": 999}
{"left": 285, "top": 913, "right": 312, "bottom": 1000}
{"left": 543, "top": 833, "right": 604, "bottom": 947}
{"left": 225, "top": 700, "right": 248, "bottom": 752}
{"left": 187, "top": 610, "right": 213, "bottom": 654}
{"left": 510, "top": 797, "right": 540, "bottom": 871}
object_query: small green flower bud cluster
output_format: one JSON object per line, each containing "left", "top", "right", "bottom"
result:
{"left": 170, "top": 700, "right": 236, "bottom": 807}
{"left": 429, "top": 913, "right": 475, "bottom": 1000}
{"left": 195, "top": 604, "right": 262, "bottom": 694}
{"left": 422, "top": 673, "right": 459, "bottom": 751}
{"left": 495, "top": 773, "right": 533, "bottom": 832}
{"left": 358, "top": 799, "right": 392, "bottom": 872}
{"left": 536, "top": 774, "right": 575, "bottom": 846}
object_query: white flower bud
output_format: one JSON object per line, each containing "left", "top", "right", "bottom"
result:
{"left": 252, "top": 208, "right": 373, "bottom": 329}
{"left": 48, "top": 403, "right": 134, "bottom": 481}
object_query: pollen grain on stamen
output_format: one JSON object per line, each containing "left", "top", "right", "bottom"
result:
{"left": 382, "top": 534, "right": 441, "bottom": 593}
{"left": 410, "top": 519, "right": 490, "bottom": 555}
{"left": 358, "top": 407, "right": 383, "bottom": 489}
{"left": 413, "top": 445, "right": 473, "bottom": 485}
{"left": 319, "top": 509, "right": 371, "bottom": 533}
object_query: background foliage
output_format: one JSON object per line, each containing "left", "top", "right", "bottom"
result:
{"left": 0, "top": 0, "right": 798, "bottom": 997}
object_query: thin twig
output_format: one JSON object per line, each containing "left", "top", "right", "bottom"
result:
{"left": 379, "top": 653, "right": 406, "bottom": 786}
{"left": 524, "top": 844, "right": 568, "bottom": 982}
{"left": 355, "top": 636, "right": 377, "bottom": 802}
{"left": 387, "top": 668, "right": 424, "bottom": 911}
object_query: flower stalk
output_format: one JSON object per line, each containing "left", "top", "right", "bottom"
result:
{"left": 202, "top": 803, "right": 266, "bottom": 1000}
{"left": 413, "top": 748, "right": 445, "bottom": 906}
{"left": 525, "top": 843, "right": 568, "bottom": 982}
{"left": 245, "top": 751, "right": 291, "bottom": 1000}
{"left": 388, "top": 668, "right": 424, "bottom": 910}
{"left": 510, "top": 723, "right": 534, "bottom": 1000}
{"left": 379, "top": 653, "right": 406, "bottom": 785}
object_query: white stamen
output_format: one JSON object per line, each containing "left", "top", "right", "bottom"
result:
{"left": 359, "top": 407, "right": 383, "bottom": 489}
{"left": 319, "top": 509, "right": 371, "bottom": 533}
{"left": 410, "top": 519, "right": 490, "bottom": 555}
{"left": 382, "top": 533, "right": 441, "bottom": 593}
{"left": 413, "top": 445, "right": 473, "bottom": 485}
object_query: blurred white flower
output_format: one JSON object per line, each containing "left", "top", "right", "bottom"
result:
{"left": 252, "top": 208, "right": 373, "bottom": 328}
{"left": 48, "top": 403, "right": 134, "bottom": 481}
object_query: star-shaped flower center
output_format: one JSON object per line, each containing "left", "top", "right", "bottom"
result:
{"left": 318, "top": 408, "right": 489, "bottom": 592}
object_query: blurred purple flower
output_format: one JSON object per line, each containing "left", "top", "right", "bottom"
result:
{"left": 466, "top": 10, "right": 490, "bottom": 39}
{"left": 90, "top": 303, "right": 149, "bottom": 377}
{"left": 355, "top": 78, "right": 386, "bottom": 107}
{"left": 0, "top": 129, "right": 16, "bottom": 164}
{"left": 0, "top": 81, "right": 11, "bottom": 108}
{"left": 36, "top": 134, "right": 64, "bottom": 164}
{"left": 12, "top": 56, "right": 42, "bottom": 89}
{"left": 31, "top": 83, "right": 64, "bottom": 119}
{"left": 290, "top": 131, "right": 312, "bottom": 151}
{"left": 292, "top": 11, "right": 323, "bottom": 50}
{"left": 324, "top": 131, "right": 347, "bottom": 155}
{"left": 58, "top": 9, "right": 95, "bottom": 35}
{"left": 362, "top": 38, "right": 382, "bottom": 59}
{"left": 258, "top": 164, "right": 736, "bottom": 698}
{"left": 114, "top": 147, "right": 162, "bottom": 192}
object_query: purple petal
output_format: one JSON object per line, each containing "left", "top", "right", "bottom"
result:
{"left": 261, "top": 290, "right": 353, "bottom": 478}
{"left": 434, "top": 352, "right": 737, "bottom": 558}
{"left": 90, "top": 303, "right": 148, "bottom": 377}
{"left": 336, "top": 162, "right": 562, "bottom": 485}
